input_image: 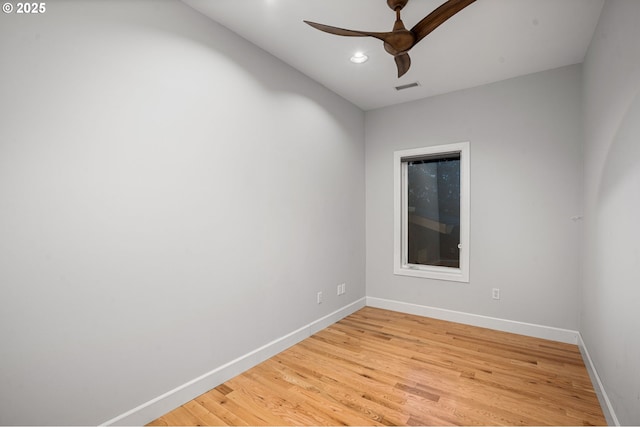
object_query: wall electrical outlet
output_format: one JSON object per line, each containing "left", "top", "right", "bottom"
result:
{"left": 341, "top": 283, "right": 346, "bottom": 295}
{"left": 317, "top": 291, "right": 323, "bottom": 304}
{"left": 492, "top": 288, "right": 500, "bottom": 300}
{"left": 337, "top": 284, "right": 342, "bottom": 295}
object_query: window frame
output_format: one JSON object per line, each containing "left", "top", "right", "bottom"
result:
{"left": 393, "top": 142, "right": 470, "bottom": 282}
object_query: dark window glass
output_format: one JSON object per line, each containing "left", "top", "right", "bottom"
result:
{"left": 406, "top": 154, "right": 461, "bottom": 268}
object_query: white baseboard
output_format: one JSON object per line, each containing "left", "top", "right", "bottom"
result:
{"left": 101, "top": 297, "right": 366, "bottom": 426}
{"left": 366, "top": 296, "right": 580, "bottom": 344}
{"left": 578, "top": 334, "right": 620, "bottom": 426}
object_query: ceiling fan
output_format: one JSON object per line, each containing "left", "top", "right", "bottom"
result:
{"left": 304, "top": 0, "right": 477, "bottom": 78}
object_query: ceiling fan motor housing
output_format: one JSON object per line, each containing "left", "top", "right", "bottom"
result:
{"left": 384, "top": 30, "right": 415, "bottom": 55}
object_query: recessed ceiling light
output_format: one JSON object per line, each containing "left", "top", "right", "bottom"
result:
{"left": 350, "top": 52, "right": 368, "bottom": 64}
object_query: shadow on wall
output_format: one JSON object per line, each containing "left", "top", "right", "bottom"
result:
{"left": 597, "top": 86, "right": 640, "bottom": 203}
{"left": 139, "top": 1, "right": 358, "bottom": 122}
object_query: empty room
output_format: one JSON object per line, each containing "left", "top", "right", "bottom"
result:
{"left": 1, "top": 0, "right": 639, "bottom": 425}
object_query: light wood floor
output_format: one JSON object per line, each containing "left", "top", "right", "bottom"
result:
{"left": 148, "top": 307, "right": 606, "bottom": 426}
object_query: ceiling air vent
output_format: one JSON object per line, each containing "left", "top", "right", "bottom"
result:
{"left": 395, "top": 81, "right": 420, "bottom": 91}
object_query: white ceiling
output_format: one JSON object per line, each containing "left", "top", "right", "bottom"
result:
{"left": 183, "top": 0, "right": 604, "bottom": 111}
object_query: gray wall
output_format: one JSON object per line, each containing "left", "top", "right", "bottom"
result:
{"left": 366, "top": 65, "right": 584, "bottom": 330}
{"left": 0, "top": 1, "right": 365, "bottom": 424}
{"left": 581, "top": 0, "right": 640, "bottom": 424}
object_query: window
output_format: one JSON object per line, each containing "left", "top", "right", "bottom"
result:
{"left": 394, "top": 142, "right": 469, "bottom": 282}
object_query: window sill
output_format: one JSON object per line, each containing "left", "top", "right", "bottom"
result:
{"left": 394, "top": 264, "right": 469, "bottom": 282}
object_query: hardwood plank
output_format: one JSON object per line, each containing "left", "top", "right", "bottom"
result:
{"left": 182, "top": 400, "right": 228, "bottom": 426}
{"left": 197, "top": 388, "right": 270, "bottom": 426}
{"left": 147, "top": 307, "right": 606, "bottom": 426}
{"left": 255, "top": 359, "right": 389, "bottom": 426}
{"left": 194, "top": 392, "right": 251, "bottom": 426}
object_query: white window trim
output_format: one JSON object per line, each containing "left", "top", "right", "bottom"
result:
{"left": 393, "top": 142, "right": 470, "bottom": 282}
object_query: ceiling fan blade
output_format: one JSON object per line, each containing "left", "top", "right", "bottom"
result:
{"left": 411, "top": 0, "right": 477, "bottom": 45}
{"left": 304, "top": 21, "right": 392, "bottom": 43}
{"left": 395, "top": 53, "right": 411, "bottom": 78}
